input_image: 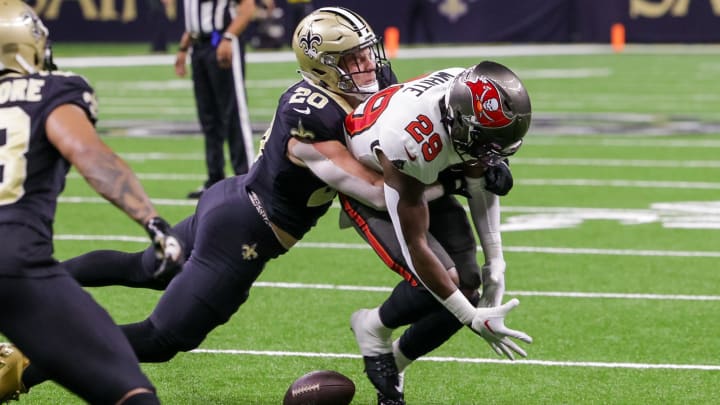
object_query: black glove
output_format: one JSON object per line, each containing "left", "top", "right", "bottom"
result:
{"left": 145, "top": 216, "right": 185, "bottom": 281}
{"left": 438, "top": 167, "right": 471, "bottom": 198}
{"left": 484, "top": 159, "right": 513, "bottom": 196}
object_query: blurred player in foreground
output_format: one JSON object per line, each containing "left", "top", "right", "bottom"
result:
{"left": 0, "top": 1, "right": 183, "bottom": 403}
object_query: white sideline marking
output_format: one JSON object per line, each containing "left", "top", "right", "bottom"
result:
{"left": 60, "top": 176, "right": 720, "bottom": 190}
{"left": 517, "top": 179, "right": 720, "bottom": 189}
{"left": 529, "top": 138, "right": 720, "bottom": 148}
{"left": 250, "top": 282, "right": 720, "bottom": 302}
{"left": 189, "top": 349, "right": 720, "bottom": 371}
{"left": 512, "top": 157, "right": 720, "bottom": 168}
{"left": 53, "top": 235, "right": 720, "bottom": 302}
{"left": 53, "top": 235, "right": 720, "bottom": 259}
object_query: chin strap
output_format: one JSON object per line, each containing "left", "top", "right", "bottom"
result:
{"left": 14, "top": 54, "right": 36, "bottom": 74}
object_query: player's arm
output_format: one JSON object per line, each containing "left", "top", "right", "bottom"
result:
{"left": 463, "top": 164, "right": 506, "bottom": 308}
{"left": 46, "top": 104, "right": 183, "bottom": 279}
{"left": 381, "top": 153, "right": 531, "bottom": 357}
{"left": 379, "top": 152, "right": 458, "bottom": 300}
{"left": 288, "top": 137, "right": 387, "bottom": 210}
{"left": 217, "top": 0, "right": 256, "bottom": 68}
{"left": 47, "top": 104, "right": 157, "bottom": 225}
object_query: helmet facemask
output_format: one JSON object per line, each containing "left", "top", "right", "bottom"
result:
{"left": 333, "top": 40, "right": 387, "bottom": 100}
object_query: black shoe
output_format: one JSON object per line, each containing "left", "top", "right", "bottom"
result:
{"left": 363, "top": 353, "right": 403, "bottom": 402}
{"left": 377, "top": 392, "right": 405, "bottom": 405}
{"left": 186, "top": 186, "right": 206, "bottom": 199}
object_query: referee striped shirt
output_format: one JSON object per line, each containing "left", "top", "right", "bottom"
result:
{"left": 183, "top": 0, "right": 238, "bottom": 36}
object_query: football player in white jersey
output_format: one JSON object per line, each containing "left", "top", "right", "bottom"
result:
{"left": 343, "top": 61, "right": 532, "bottom": 403}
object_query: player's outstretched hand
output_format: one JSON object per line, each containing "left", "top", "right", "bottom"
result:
{"left": 145, "top": 216, "right": 185, "bottom": 281}
{"left": 470, "top": 298, "right": 532, "bottom": 360}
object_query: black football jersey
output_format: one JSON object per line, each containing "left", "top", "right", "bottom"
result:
{"left": 244, "top": 80, "right": 354, "bottom": 239}
{"left": 0, "top": 71, "right": 98, "bottom": 239}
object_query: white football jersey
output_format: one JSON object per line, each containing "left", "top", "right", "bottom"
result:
{"left": 345, "top": 68, "right": 465, "bottom": 184}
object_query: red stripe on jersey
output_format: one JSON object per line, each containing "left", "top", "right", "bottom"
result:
{"left": 339, "top": 194, "right": 418, "bottom": 287}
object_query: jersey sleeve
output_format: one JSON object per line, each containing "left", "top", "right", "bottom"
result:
{"left": 41, "top": 71, "right": 99, "bottom": 125}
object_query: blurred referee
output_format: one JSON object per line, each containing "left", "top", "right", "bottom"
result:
{"left": 175, "top": 0, "right": 256, "bottom": 199}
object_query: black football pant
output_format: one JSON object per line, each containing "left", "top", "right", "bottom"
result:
{"left": 69, "top": 176, "right": 285, "bottom": 363}
{"left": 191, "top": 41, "right": 249, "bottom": 187}
{"left": 0, "top": 225, "right": 158, "bottom": 404}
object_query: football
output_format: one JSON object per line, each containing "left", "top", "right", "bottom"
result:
{"left": 283, "top": 370, "right": 355, "bottom": 405}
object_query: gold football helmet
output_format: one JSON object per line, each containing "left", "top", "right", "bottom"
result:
{"left": 0, "top": 0, "right": 50, "bottom": 74}
{"left": 292, "top": 7, "right": 388, "bottom": 100}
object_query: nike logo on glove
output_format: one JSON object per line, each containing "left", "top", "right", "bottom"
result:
{"left": 293, "top": 107, "right": 311, "bottom": 115}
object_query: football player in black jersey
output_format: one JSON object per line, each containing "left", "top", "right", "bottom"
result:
{"left": 34, "top": 7, "right": 519, "bottom": 405}
{"left": 0, "top": 1, "right": 183, "bottom": 403}
{"left": 23, "top": 4, "right": 405, "bottom": 390}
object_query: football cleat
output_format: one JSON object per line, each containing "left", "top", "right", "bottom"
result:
{"left": 363, "top": 353, "right": 404, "bottom": 402}
{"left": 376, "top": 371, "right": 405, "bottom": 405}
{"left": 186, "top": 185, "right": 206, "bottom": 199}
{"left": 377, "top": 392, "right": 406, "bottom": 405}
{"left": 0, "top": 344, "right": 28, "bottom": 403}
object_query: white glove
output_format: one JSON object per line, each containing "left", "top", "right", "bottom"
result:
{"left": 470, "top": 298, "right": 532, "bottom": 360}
{"left": 478, "top": 260, "right": 506, "bottom": 308}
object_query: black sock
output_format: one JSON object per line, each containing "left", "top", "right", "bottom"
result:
{"left": 22, "top": 363, "right": 49, "bottom": 390}
{"left": 64, "top": 250, "right": 166, "bottom": 289}
{"left": 397, "top": 290, "right": 480, "bottom": 360}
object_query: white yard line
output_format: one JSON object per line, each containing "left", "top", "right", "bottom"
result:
{"left": 190, "top": 348, "right": 720, "bottom": 371}
{"left": 56, "top": 44, "right": 720, "bottom": 68}
{"left": 55, "top": 234, "right": 720, "bottom": 302}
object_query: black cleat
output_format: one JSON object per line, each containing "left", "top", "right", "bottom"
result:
{"left": 377, "top": 391, "right": 406, "bottom": 405}
{"left": 186, "top": 186, "right": 206, "bottom": 199}
{"left": 363, "top": 353, "right": 404, "bottom": 402}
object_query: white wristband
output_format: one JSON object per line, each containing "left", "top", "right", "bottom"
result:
{"left": 442, "top": 289, "right": 476, "bottom": 325}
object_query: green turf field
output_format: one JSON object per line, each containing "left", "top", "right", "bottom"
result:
{"left": 12, "top": 45, "right": 720, "bottom": 404}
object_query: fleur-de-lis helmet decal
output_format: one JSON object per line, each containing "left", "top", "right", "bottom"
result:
{"left": 298, "top": 28, "right": 322, "bottom": 59}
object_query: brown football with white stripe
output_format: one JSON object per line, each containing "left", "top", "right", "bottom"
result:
{"left": 283, "top": 370, "right": 355, "bottom": 405}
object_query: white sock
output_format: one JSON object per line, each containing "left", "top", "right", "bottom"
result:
{"left": 367, "top": 307, "right": 393, "bottom": 341}
{"left": 392, "top": 338, "right": 413, "bottom": 373}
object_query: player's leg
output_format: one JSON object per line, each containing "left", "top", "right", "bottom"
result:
{"left": 192, "top": 46, "right": 226, "bottom": 192}
{"left": 64, "top": 214, "right": 197, "bottom": 289}
{"left": 0, "top": 271, "right": 159, "bottom": 404}
{"left": 342, "top": 195, "right": 458, "bottom": 403}
{"left": 218, "top": 40, "right": 250, "bottom": 175}
{"left": 389, "top": 195, "right": 481, "bottom": 370}
{"left": 120, "top": 181, "right": 286, "bottom": 361}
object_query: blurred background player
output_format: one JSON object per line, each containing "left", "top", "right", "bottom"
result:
{"left": 343, "top": 61, "right": 533, "bottom": 404}
{"left": 0, "top": 1, "right": 183, "bottom": 403}
{"left": 175, "top": 0, "right": 256, "bottom": 198}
